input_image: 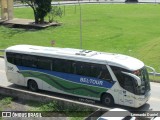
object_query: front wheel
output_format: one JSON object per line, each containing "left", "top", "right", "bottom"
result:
{"left": 28, "top": 80, "right": 38, "bottom": 92}
{"left": 101, "top": 94, "right": 114, "bottom": 107}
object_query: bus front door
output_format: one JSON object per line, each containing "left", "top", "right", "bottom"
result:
{"left": 122, "top": 78, "right": 135, "bottom": 107}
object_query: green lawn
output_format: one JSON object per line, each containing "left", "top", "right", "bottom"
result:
{"left": 1, "top": 4, "right": 160, "bottom": 72}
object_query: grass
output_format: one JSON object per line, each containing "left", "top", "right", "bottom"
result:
{"left": 0, "top": 96, "right": 92, "bottom": 119}
{"left": 149, "top": 75, "right": 160, "bottom": 82}
{"left": 24, "top": 100, "right": 92, "bottom": 119}
{"left": 0, "top": 97, "right": 12, "bottom": 110}
{"left": 0, "top": 4, "right": 160, "bottom": 73}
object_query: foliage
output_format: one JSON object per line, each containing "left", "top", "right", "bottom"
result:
{"left": 0, "top": 97, "right": 12, "bottom": 105}
{"left": 38, "top": 101, "right": 58, "bottom": 111}
{"left": 20, "top": 0, "right": 52, "bottom": 24}
{"left": 0, "top": 97, "right": 13, "bottom": 111}
{"left": 48, "top": 6, "right": 63, "bottom": 23}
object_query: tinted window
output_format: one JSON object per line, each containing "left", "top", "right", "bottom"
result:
{"left": 6, "top": 52, "right": 22, "bottom": 65}
{"left": 14, "top": 54, "right": 22, "bottom": 66}
{"left": 97, "top": 65, "right": 112, "bottom": 81}
{"left": 110, "top": 66, "right": 135, "bottom": 93}
{"left": 53, "top": 59, "right": 63, "bottom": 72}
{"left": 6, "top": 52, "right": 14, "bottom": 64}
{"left": 22, "top": 55, "right": 37, "bottom": 68}
{"left": 63, "top": 60, "right": 72, "bottom": 73}
{"left": 74, "top": 62, "right": 84, "bottom": 75}
{"left": 73, "top": 62, "right": 91, "bottom": 76}
{"left": 110, "top": 66, "right": 124, "bottom": 85}
{"left": 123, "top": 74, "right": 135, "bottom": 93}
{"left": 72, "top": 62, "right": 112, "bottom": 81}
{"left": 6, "top": 51, "right": 112, "bottom": 83}
{"left": 90, "top": 64, "right": 100, "bottom": 77}
{"left": 37, "top": 57, "right": 52, "bottom": 70}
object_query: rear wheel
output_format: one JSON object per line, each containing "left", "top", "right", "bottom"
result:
{"left": 101, "top": 94, "right": 114, "bottom": 107}
{"left": 28, "top": 80, "right": 38, "bottom": 92}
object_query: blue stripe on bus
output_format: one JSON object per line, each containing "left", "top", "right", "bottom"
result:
{"left": 17, "top": 66, "right": 115, "bottom": 88}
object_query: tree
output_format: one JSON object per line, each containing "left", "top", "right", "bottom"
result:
{"left": 21, "top": 0, "right": 52, "bottom": 24}
{"left": 48, "top": 6, "right": 63, "bottom": 23}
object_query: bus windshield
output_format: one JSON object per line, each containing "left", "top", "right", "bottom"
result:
{"left": 133, "top": 67, "right": 150, "bottom": 95}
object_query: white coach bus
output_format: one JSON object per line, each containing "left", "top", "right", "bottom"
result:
{"left": 5, "top": 45, "right": 150, "bottom": 108}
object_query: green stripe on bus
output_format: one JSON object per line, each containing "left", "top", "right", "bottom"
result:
{"left": 21, "top": 71, "right": 108, "bottom": 98}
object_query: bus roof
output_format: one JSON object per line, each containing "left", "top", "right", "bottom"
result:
{"left": 5, "top": 45, "right": 144, "bottom": 71}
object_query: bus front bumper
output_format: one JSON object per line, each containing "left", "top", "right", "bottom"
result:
{"left": 135, "top": 91, "right": 151, "bottom": 108}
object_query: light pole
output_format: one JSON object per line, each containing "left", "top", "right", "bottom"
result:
{"left": 78, "top": 0, "right": 82, "bottom": 49}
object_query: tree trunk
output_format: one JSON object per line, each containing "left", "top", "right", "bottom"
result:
{"left": 40, "top": 17, "right": 44, "bottom": 24}
{"left": 33, "top": 10, "right": 39, "bottom": 24}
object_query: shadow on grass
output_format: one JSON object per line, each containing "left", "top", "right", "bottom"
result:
{"left": 0, "top": 26, "right": 42, "bottom": 39}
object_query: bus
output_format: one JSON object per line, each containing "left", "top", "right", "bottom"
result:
{"left": 5, "top": 45, "right": 151, "bottom": 108}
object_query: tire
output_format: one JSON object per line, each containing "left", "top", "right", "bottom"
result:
{"left": 28, "top": 80, "right": 38, "bottom": 92}
{"left": 101, "top": 94, "right": 114, "bottom": 107}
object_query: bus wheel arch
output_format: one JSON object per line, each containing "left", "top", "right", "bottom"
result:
{"left": 101, "top": 93, "right": 114, "bottom": 107}
{"left": 27, "top": 79, "right": 38, "bottom": 92}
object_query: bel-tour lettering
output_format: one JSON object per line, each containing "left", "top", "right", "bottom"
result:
{"left": 80, "top": 77, "right": 103, "bottom": 86}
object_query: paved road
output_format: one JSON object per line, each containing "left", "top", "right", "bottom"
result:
{"left": 0, "top": 58, "right": 160, "bottom": 111}
{"left": 13, "top": 0, "right": 160, "bottom": 8}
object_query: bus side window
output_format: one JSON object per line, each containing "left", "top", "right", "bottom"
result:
{"left": 63, "top": 60, "right": 72, "bottom": 73}
{"left": 52, "top": 59, "right": 61, "bottom": 72}
{"left": 37, "top": 57, "right": 52, "bottom": 70}
{"left": 74, "top": 62, "right": 90, "bottom": 76}
{"left": 110, "top": 66, "right": 123, "bottom": 86}
{"left": 90, "top": 64, "right": 100, "bottom": 78}
{"left": 98, "top": 65, "right": 112, "bottom": 81}
{"left": 6, "top": 52, "right": 22, "bottom": 66}
{"left": 83, "top": 63, "right": 91, "bottom": 76}
{"left": 22, "top": 55, "right": 37, "bottom": 68}
{"left": 52, "top": 58, "right": 72, "bottom": 73}
{"left": 75, "top": 62, "right": 83, "bottom": 75}
{"left": 6, "top": 52, "right": 14, "bottom": 64}
{"left": 14, "top": 54, "right": 22, "bottom": 66}
{"left": 72, "top": 62, "right": 76, "bottom": 74}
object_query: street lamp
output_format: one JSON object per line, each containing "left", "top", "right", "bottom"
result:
{"left": 78, "top": 0, "right": 82, "bottom": 49}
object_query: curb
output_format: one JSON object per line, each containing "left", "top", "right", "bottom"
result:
{"left": 0, "top": 85, "right": 109, "bottom": 111}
